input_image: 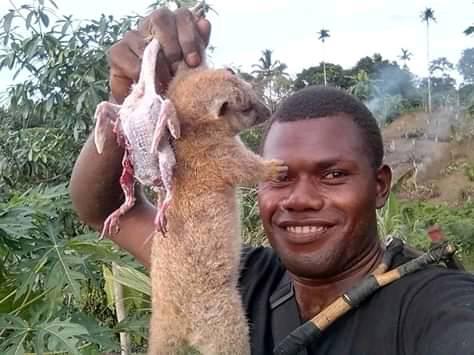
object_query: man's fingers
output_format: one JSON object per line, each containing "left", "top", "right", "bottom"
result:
{"left": 144, "top": 8, "right": 183, "bottom": 71}
{"left": 109, "top": 73, "right": 133, "bottom": 104}
{"left": 108, "top": 30, "right": 145, "bottom": 100}
{"left": 196, "top": 17, "right": 211, "bottom": 47}
{"left": 175, "top": 8, "right": 204, "bottom": 67}
{"left": 124, "top": 30, "right": 147, "bottom": 59}
{"left": 108, "top": 45, "right": 140, "bottom": 82}
{"left": 108, "top": 6, "right": 213, "bottom": 101}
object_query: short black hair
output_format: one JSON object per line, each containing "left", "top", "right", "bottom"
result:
{"left": 261, "top": 86, "right": 384, "bottom": 168}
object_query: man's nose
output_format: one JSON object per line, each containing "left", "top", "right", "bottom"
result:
{"left": 280, "top": 177, "right": 324, "bottom": 212}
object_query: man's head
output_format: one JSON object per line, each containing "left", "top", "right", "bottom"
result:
{"left": 261, "top": 86, "right": 384, "bottom": 169}
{"left": 258, "top": 86, "right": 392, "bottom": 279}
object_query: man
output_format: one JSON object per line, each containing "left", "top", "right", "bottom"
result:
{"left": 70, "top": 7, "right": 474, "bottom": 355}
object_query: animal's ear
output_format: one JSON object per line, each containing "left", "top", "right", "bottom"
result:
{"left": 151, "top": 99, "right": 180, "bottom": 153}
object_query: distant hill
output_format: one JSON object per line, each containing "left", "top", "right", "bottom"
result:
{"left": 382, "top": 111, "right": 474, "bottom": 205}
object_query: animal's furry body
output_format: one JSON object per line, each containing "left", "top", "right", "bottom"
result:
{"left": 148, "top": 68, "right": 286, "bottom": 354}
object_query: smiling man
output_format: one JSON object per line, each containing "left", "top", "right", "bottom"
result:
{"left": 69, "top": 7, "right": 474, "bottom": 355}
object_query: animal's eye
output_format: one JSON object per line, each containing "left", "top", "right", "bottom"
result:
{"left": 242, "top": 106, "right": 253, "bottom": 114}
{"left": 225, "top": 67, "right": 236, "bottom": 75}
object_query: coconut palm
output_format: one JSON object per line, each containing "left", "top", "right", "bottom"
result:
{"left": 420, "top": 8, "right": 436, "bottom": 113}
{"left": 318, "top": 29, "right": 331, "bottom": 86}
{"left": 252, "top": 49, "right": 288, "bottom": 78}
{"left": 252, "top": 49, "right": 289, "bottom": 110}
{"left": 398, "top": 48, "right": 413, "bottom": 70}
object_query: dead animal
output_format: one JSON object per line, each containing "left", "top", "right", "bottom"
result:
{"left": 94, "top": 39, "right": 179, "bottom": 237}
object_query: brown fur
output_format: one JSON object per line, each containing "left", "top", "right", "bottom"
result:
{"left": 147, "top": 68, "right": 286, "bottom": 354}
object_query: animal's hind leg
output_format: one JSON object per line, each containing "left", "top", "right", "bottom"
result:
{"left": 189, "top": 291, "right": 250, "bottom": 355}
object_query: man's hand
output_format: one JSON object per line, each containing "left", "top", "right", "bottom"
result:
{"left": 108, "top": 6, "right": 211, "bottom": 103}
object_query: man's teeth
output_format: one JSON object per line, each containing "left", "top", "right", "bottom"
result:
{"left": 285, "top": 226, "right": 328, "bottom": 233}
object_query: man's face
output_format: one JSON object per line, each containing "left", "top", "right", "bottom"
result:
{"left": 258, "top": 115, "right": 391, "bottom": 279}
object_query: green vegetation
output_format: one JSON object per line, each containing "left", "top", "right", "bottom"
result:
{"left": 0, "top": 0, "right": 472, "bottom": 353}
{"left": 376, "top": 194, "right": 474, "bottom": 268}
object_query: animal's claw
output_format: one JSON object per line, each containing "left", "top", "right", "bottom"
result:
{"left": 155, "top": 193, "right": 172, "bottom": 236}
{"left": 264, "top": 159, "right": 288, "bottom": 181}
{"left": 100, "top": 213, "right": 120, "bottom": 239}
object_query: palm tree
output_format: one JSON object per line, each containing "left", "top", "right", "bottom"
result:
{"left": 420, "top": 8, "right": 436, "bottom": 113}
{"left": 252, "top": 49, "right": 289, "bottom": 110}
{"left": 318, "top": 29, "right": 330, "bottom": 86}
{"left": 251, "top": 49, "right": 288, "bottom": 78}
{"left": 398, "top": 48, "right": 413, "bottom": 70}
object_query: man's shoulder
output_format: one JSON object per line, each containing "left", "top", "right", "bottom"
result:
{"left": 369, "top": 264, "right": 474, "bottom": 312}
{"left": 386, "top": 264, "right": 474, "bottom": 296}
{"left": 321, "top": 267, "right": 474, "bottom": 355}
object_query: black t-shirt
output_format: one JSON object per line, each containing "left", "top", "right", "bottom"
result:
{"left": 238, "top": 246, "right": 474, "bottom": 355}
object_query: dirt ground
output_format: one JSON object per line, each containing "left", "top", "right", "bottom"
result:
{"left": 382, "top": 110, "right": 474, "bottom": 206}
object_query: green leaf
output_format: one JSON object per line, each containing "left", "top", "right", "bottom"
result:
{"left": 3, "top": 11, "right": 15, "bottom": 35}
{"left": 34, "top": 318, "right": 88, "bottom": 355}
{"left": 47, "top": 0, "right": 58, "bottom": 9}
{"left": 24, "top": 35, "right": 41, "bottom": 60}
{"left": 102, "top": 265, "right": 115, "bottom": 309}
{"left": 105, "top": 264, "right": 151, "bottom": 296}
{"left": 25, "top": 11, "right": 34, "bottom": 29}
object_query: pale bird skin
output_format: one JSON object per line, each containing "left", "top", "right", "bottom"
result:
{"left": 93, "top": 39, "right": 178, "bottom": 237}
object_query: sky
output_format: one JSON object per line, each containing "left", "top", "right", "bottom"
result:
{"left": 0, "top": 0, "right": 473, "bottom": 88}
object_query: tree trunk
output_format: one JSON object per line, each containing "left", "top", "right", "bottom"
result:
{"left": 323, "top": 61, "right": 327, "bottom": 87}
{"left": 112, "top": 263, "right": 131, "bottom": 355}
{"left": 322, "top": 43, "right": 327, "bottom": 87}
{"left": 426, "top": 22, "right": 432, "bottom": 114}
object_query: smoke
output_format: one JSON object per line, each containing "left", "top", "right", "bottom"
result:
{"left": 365, "top": 65, "right": 421, "bottom": 124}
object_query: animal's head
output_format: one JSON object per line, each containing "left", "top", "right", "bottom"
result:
{"left": 166, "top": 68, "right": 271, "bottom": 136}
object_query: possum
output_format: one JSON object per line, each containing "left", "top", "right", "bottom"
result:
{"left": 147, "top": 59, "right": 287, "bottom": 353}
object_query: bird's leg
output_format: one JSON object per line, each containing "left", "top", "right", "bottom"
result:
{"left": 154, "top": 143, "right": 176, "bottom": 235}
{"left": 100, "top": 148, "right": 136, "bottom": 239}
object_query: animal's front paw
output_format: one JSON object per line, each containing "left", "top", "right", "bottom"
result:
{"left": 263, "top": 159, "right": 288, "bottom": 181}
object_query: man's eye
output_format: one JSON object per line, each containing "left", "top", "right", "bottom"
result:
{"left": 271, "top": 172, "right": 290, "bottom": 184}
{"left": 324, "top": 171, "right": 347, "bottom": 179}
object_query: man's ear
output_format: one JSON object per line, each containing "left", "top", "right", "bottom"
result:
{"left": 375, "top": 164, "right": 392, "bottom": 209}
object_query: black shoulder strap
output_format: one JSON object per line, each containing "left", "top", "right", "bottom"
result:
{"left": 270, "top": 272, "right": 308, "bottom": 355}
